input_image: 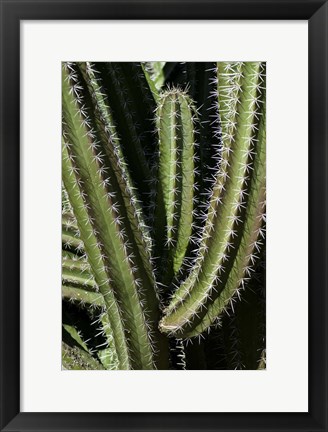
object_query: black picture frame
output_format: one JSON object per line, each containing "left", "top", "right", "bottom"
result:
{"left": 1, "top": 1, "right": 327, "bottom": 431}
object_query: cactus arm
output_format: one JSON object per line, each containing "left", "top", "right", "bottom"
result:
{"left": 159, "top": 62, "right": 266, "bottom": 337}
{"left": 62, "top": 268, "right": 96, "bottom": 290}
{"left": 184, "top": 127, "right": 266, "bottom": 337}
{"left": 62, "top": 342, "right": 105, "bottom": 370}
{"left": 62, "top": 215, "right": 83, "bottom": 253}
{"left": 154, "top": 89, "right": 195, "bottom": 282}
{"left": 62, "top": 258, "right": 95, "bottom": 289}
{"left": 63, "top": 323, "right": 89, "bottom": 352}
{"left": 62, "top": 257, "right": 91, "bottom": 273}
{"left": 162, "top": 62, "right": 221, "bottom": 190}
{"left": 173, "top": 93, "right": 196, "bottom": 273}
{"left": 96, "top": 311, "right": 120, "bottom": 370}
{"left": 141, "top": 63, "right": 160, "bottom": 101}
{"left": 144, "top": 61, "right": 166, "bottom": 90}
{"left": 62, "top": 137, "right": 130, "bottom": 369}
{"left": 62, "top": 230, "right": 84, "bottom": 253}
{"left": 63, "top": 303, "right": 120, "bottom": 370}
{"left": 62, "top": 285, "right": 105, "bottom": 308}
{"left": 62, "top": 212, "right": 78, "bottom": 232}
{"left": 76, "top": 62, "right": 168, "bottom": 369}
{"left": 159, "top": 92, "right": 179, "bottom": 252}
{"left": 63, "top": 128, "right": 150, "bottom": 369}
{"left": 62, "top": 184, "right": 73, "bottom": 213}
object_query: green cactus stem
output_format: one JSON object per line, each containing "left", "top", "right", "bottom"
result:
{"left": 63, "top": 323, "right": 89, "bottom": 352}
{"left": 62, "top": 285, "right": 104, "bottom": 308}
{"left": 62, "top": 271, "right": 95, "bottom": 291}
{"left": 154, "top": 89, "right": 196, "bottom": 284}
{"left": 142, "top": 62, "right": 166, "bottom": 92}
{"left": 62, "top": 342, "right": 105, "bottom": 370}
{"left": 62, "top": 139, "right": 130, "bottom": 369}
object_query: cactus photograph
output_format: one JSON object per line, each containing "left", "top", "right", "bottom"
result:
{"left": 62, "top": 61, "right": 266, "bottom": 370}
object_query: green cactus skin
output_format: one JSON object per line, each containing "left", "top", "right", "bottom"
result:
{"left": 62, "top": 257, "right": 91, "bottom": 274}
{"left": 96, "top": 310, "right": 120, "bottom": 370}
{"left": 154, "top": 89, "right": 196, "bottom": 284}
{"left": 142, "top": 62, "right": 166, "bottom": 92}
{"left": 159, "top": 62, "right": 266, "bottom": 338}
{"left": 62, "top": 138, "right": 130, "bottom": 370}
{"left": 62, "top": 215, "right": 83, "bottom": 252}
{"left": 62, "top": 285, "right": 104, "bottom": 307}
{"left": 62, "top": 231, "right": 83, "bottom": 253}
{"left": 63, "top": 302, "right": 120, "bottom": 370}
{"left": 62, "top": 261, "right": 95, "bottom": 288}
{"left": 162, "top": 62, "right": 221, "bottom": 180}
{"left": 63, "top": 323, "right": 89, "bottom": 352}
{"left": 62, "top": 212, "right": 78, "bottom": 231}
{"left": 62, "top": 342, "right": 105, "bottom": 370}
{"left": 62, "top": 62, "right": 168, "bottom": 370}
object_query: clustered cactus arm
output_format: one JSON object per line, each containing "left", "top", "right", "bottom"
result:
{"left": 159, "top": 62, "right": 266, "bottom": 339}
{"left": 154, "top": 89, "right": 196, "bottom": 284}
{"left": 62, "top": 61, "right": 266, "bottom": 370}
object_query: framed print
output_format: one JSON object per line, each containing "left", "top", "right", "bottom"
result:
{"left": 0, "top": 0, "right": 327, "bottom": 431}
